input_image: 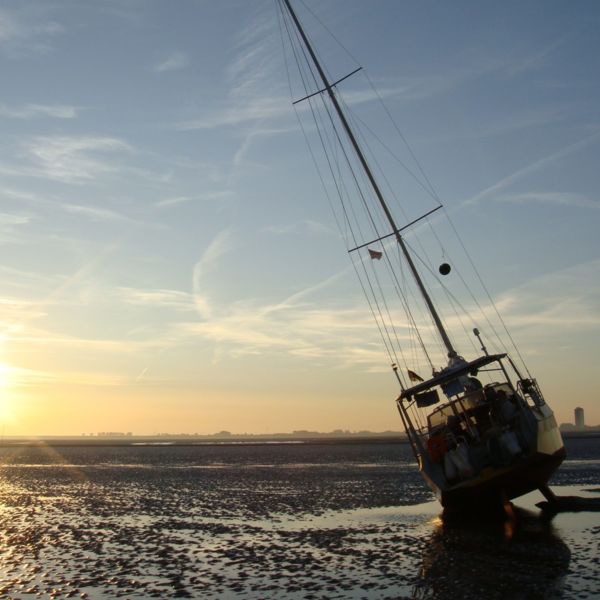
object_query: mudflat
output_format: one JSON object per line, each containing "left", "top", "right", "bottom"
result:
{"left": 0, "top": 438, "right": 597, "bottom": 598}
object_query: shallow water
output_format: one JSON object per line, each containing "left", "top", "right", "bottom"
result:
{"left": 0, "top": 439, "right": 597, "bottom": 599}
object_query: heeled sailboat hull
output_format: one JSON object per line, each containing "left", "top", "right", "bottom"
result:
{"left": 398, "top": 353, "right": 565, "bottom": 509}
{"left": 278, "top": 0, "right": 565, "bottom": 510}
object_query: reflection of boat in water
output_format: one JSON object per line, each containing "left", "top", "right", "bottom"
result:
{"left": 277, "top": 1, "right": 565, "bottom": 510}
{"left": 413, "top": 508, "right": 571, "bottom": 599}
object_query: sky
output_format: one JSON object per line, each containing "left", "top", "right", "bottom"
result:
{"left": 0, "top": 0, "right": 599, "bottom": 435}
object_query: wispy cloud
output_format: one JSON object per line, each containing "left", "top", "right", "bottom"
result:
{"left": 181, "top": 289, "right": 407, "bottom": 373}
{"left": 155, "top": 191, "right": 231, "bottom": 208}
{"left": 439, "top": 258, "right": 600, "bottom": 360}
{"left": 182, "top": 223, "right": 384, "bottom": 365}
{"left": 0, "top": 212, "right": 31, "bottom": 229}
{"left": 118, "top": 287, "right": 194, "bottom": 311}
{"left": 59, "top": 203, "right": 133, "bottom": 222}
{"left": 263, "top": 220, "right": 337, "bottom": 237}
{"left": 495, "top": 191, "right": 599, "bottom": 210}
{"left": 464, "top": 130, "right": 600, "bottom": 205}
{"left": 505, "top": 37, "right": 566, "bottom": 77}
{"left": 0, "top": 210, "right": 32, "bottom": 244}
{"left": 0, "top": 103, "right": 79, "bottom": 119}
{"left": 0, "top": 8, "right": 19, "bottom": 41}
{"left": 499, "top": 258, "right": 600, "bottom": 331}
{"left": 192, "top": 230, "right": 235, "bottom": 319}
{"left": 176, "top": 5, "right": 287, "bottom": 134}
{"left": 154, "top": 51, "right": 189, "bottom": 72}
{"left": 182, "top": 246, "right": 394, "bottom": 371}
{"left": 21, "top": 135, "right": 133, "bottom": 183}
{"left": 1, "top": 185, "right": 135, "bottom": 225}
{"left": 175, "top": 97, "right": 291, "bottom": 131}
{"left": 0, "top": 6, "right": 64, "bottom": 55}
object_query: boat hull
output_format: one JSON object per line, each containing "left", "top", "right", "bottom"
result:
{"left": 435, "top": 446, "right": 566, "bottom": 510}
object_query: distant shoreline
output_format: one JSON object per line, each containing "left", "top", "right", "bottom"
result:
{"left": 0, "top": 429, "right": 597, "bottom": 447}
{"left": 0, "top": 435, "right": 408, "bottom": 447}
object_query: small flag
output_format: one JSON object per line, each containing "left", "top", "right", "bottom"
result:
{"left": 368, "top": 248, "right": 383, "bottom": 260}
{"left": 407, "top": 369, "right": 424, "bottom": 382}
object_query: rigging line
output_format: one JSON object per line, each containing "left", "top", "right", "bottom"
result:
{"left": 313, "top": 90, "right": 391, "bottom": 256}
{"left": 284, "top": 12, "right": 380, "bottom": 251}
{"left": 308, "top": 122, "right": 407, "bottom": 370}
{"left": 377, "top": 239, "right": 434, "bottom": 369}
{"left": 347, "top": 207, "right": 443, "bottom": 253}
{"left": 339, "top": 95, "right": 413, "bottom": 228}
{"left": 283, "top": 29, "right": 401, "bottom": 374}
{"left": 297, "top": 0, "right": 362, "bottom": 69}
{"left": 282, "top": 10, "right": 397, "bottom": 259}
{"left": 338, "top": 230, "right": 405, "bottom": 371}
{"left": 394, "top": 241, "right": 447, "bottom": 362}
{"left": 316, "top": 83, "right": 389, "bottom": 244}
{"left": 339, "top": 95, "right": 443, "bottom": 282}
{"left": 293, "top": 67, "right": 363, "bottom": 104}
{"left": 416, "top": 207, "right": 511, "bottom": 359}
{"left": 286, "top": 8, "right": 323, "bottom": 103}
{"left": 342, "top": 233, "right": 403, "bottom": 371}
{"left": 403, "top": 238, "right": 485, "bottom": 355}
{"left": 303, "top": 82, "right": 371, "bottom": 250}
{"left": 275, "top": 1, "right": 295, "bottom": 101}
{"left": 443, "top": 207, "right": 531, "bottom": 377}
{"left": 282, "top": 1, "right": 444, "bottom": 376}
{"left": 362, "top": 69, "right": 442, "bottom": 203}
{"left": 441, "top": 254, "right": 509, "bottom": 355}
{"left": 352, "top": 258, "right": 403, "bottom": 379}
{"left": 393, "top": 256, "right": 435, "bottom": 371}
{"left": 441, "top": 285, "right": 481, "bottom": 357}
{"left": 278, "top": 5, "right": 400, "bottom": 374}
{"left": 291, "top": 0, "right": 341, "bottom": 90}
{"left": 393, "top": 239, "right": 421, "bottom": 370}
{"left": 345, "top": 105, "right": 443, "bottom": 206}
{"left": 366, "top": 248, "right": 413, "bottom": 377}
{"left": 414, "top": 196, "right": 509, "bottom": 354}
{"left": 284, "top": 0, "right": 458, "bottom": 359}
{"left": 346, "top": 145, "right": 389, "bottom": 246}
{"left": 285, "top": 0, "right": 362, "bottom": 247}
{"left": 281, "top": 6, "right": 375, "bottom": 321}
{"left": 403, "top": 237, "right": 498, "bottom": 359}
{"left": 384, "top": 242, "right": 420, "bottom": 375}
{"left": 289, "top": 83, "right": 399, "bottom": 373}
{"left": 409, "top": 240, "right": 481, "bottom": 357}
{"left": 395, "top": 253, "right": 421, "bottom": 372}
{"left": 290, "top": 2, "right": 442, "bottom": 211}
{"left": 392, "top": 269, "right": 435, "bottom": 370}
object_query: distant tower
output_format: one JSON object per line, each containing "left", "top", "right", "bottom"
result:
{"left": 574, "top": 407, "right": 585, "bottom": 429}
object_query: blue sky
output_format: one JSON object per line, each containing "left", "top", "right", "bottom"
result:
{"left": 0, "top": 0, "right": 599, "bottom": 434}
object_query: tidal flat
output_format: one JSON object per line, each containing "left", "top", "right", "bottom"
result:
{"left": 0, "top": 438, "right": 597, "bottom": 599}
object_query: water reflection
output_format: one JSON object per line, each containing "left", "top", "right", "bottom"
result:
{"left": 413, "top": 507, "right": 571, "bottom": 599}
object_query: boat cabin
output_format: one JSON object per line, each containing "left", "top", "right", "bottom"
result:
{"left": 397, "top": 353, "right": 545, "bottom": 488}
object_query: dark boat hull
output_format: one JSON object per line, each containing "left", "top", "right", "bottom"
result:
{"left": 441, "top": 448, "right": 566, "bottom": 509}
{"left": 432, "top": 447, "right": 566, "bottom": 511}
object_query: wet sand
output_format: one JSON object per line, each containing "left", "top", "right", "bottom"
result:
{"left": 0, "top": 442, "right": 597, "bottom": 599}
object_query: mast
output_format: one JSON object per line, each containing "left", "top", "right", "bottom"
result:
{"left": 281, "top": 0, "right": 457, "bottom": 358}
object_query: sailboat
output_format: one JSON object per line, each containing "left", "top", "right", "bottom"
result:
{"left": 276, "top": 0, "right": 565, "bottom": 510}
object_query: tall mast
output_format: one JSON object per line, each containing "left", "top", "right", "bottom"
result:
{"left": 281, "top": 0, "right": 457, "bottom": 358}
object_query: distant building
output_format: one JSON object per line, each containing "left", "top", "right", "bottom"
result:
{"left": 575, "top": 407, "right": 585, "bottom": 429}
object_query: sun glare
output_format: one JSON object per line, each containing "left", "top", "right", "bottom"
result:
{"left": 0, "top": 363, "right": 18, "bottom": 423}
{"left": 0, "top": 363, "right": 15, "bottom": 390}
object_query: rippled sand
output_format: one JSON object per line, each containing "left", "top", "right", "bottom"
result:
{"left": 0, "top": 442, "right": 597, "bottom": 599}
